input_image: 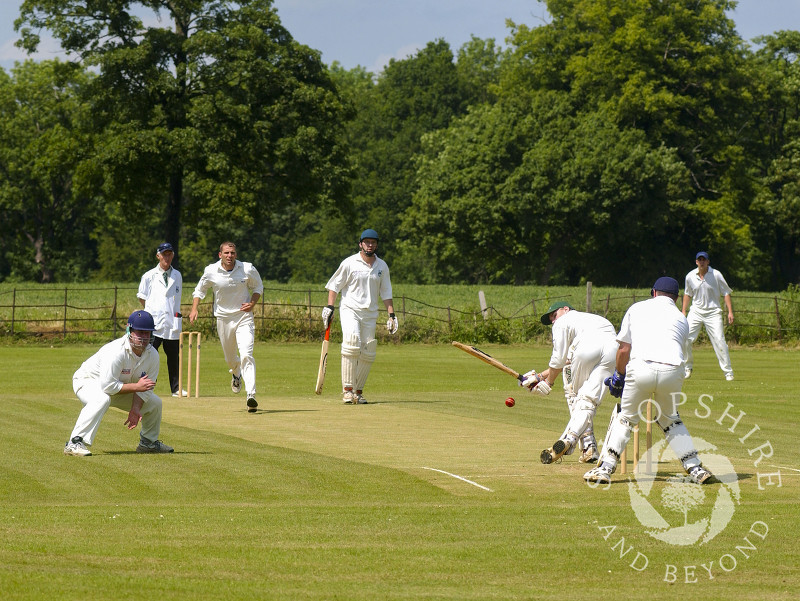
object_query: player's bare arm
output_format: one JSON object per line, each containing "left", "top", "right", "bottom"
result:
{"left": 240, "top": 293, "right": 261, "bottom": 312}
{"left": 125, "top": 394, "right": 144, "bottom": 429}
{"left": 725, "top": 294, "right": 734, "bottom": 324}
{"left": 188, "top": 297, "right": 201, "bottom": 322}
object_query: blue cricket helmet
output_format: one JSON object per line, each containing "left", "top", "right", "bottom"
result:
{"left": 127, "top": 310, "right": 156, "bottom": 331}
{"left": 360, "top": 229, "right": 379, "bottom": 242}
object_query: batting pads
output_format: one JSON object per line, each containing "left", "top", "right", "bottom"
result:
{"left": 598, "top": 405, "right": 701, "bottom": 472}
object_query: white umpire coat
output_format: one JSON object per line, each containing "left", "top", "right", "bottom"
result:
{"left": 137, "top": 266, "right": 183, "bottom": 340}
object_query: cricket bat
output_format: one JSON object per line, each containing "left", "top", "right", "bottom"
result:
{"left": 315, "top": 322, "right": 331, "bottom": 394}
{"left": 451, "top": 341, "right": 529, "bottom": 384}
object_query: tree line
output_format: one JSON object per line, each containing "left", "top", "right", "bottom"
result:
{"left": 1, "top": 0, "right": 798, "bottom": 290}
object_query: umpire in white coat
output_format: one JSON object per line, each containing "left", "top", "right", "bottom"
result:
{"left": 323, "top": 229, "right": 396, "bottom": 404}
{"left": 189, "top": 242, "right": 263, "bottom": 413}
{"left": 682, "top": 251, "right": 734, "bottom": 380}
{"left": 138, "top": 242, "right": 184, "bottom": 396}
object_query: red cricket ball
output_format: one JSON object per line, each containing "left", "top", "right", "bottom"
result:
{"left": 505, "top": 397, "right": 515, "bottom": 407}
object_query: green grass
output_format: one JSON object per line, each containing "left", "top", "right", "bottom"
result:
{"left": 1, "top": 342, "right": 799, "bottom": 600}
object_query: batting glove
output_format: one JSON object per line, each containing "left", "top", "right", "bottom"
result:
{"left": 531, "top": 380, "right": 551, "bottom": 396}
{"left": 520, "top": 369, "right": 541, "bottom": 388}
{"left": 604, "top": 370, "right": 625, "bottom": 398}
{"left": 386, "top": 313, "right": 398, "bottom": 334}
{"left": 322, "top": 305, "right": 334, "bottom": 328}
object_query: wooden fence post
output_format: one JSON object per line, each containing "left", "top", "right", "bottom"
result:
{"left": 63, "top": 288, "right": 68, "bottom": 338}
{"left": 774, "top": 297, "right": 782, "bottom": 341}
{"left": 11, "top": 288, "right": 15, "bottom": 334}
{"left": 586, "top": 281, "right": 592, "bottom": 311}
{"left": 478, "top": 290, "right": 488, "bottom": 321}
{"left": 307, "top": 290, "right": 312, "bottom": 336}
{"left": 112, "top": 286, "right": 118, "bottom": 337}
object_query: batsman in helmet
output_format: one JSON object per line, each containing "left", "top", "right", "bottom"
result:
{"left": 322, "top": 229, "right": 397, "bottom": 404}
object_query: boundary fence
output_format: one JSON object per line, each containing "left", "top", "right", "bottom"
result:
{"left": 0, "top": 283, "right": 798, "bottom": 345}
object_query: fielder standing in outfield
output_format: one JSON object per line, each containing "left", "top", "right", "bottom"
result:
{"left": 137, "top": 242, "right": 184, "bottom": 396}
{"left": 64, "top": 310, "right": 174, "bottom": 456}
{"left": 584, "top": 277, "right": 712, "bottom": 485}
{"left": 189, "top": 242, "right": 263, "bottom": 413}
{"left": 522, "top": 301, "right": 617, "bottom": 464}
{"left": 323, "top": 229, "right": 396, "bottom": 404}
{"left": 682, "top": 251, "right": 734, "bottom": 381}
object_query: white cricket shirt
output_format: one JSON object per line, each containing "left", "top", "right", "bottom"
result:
{"left": 618, "top": 296, "right": 688, "bottom": 366}
{"left": 548, "top": 310, "right": 617, "bottom": 370}
{"left": 137, "top": 266, "right": 183, "bottom": 339}
{"left": 684, "top": 266, "right": 732, "bottom": 311}
{"left": 73, "top": 335, "right": 161, "bottom": 402}
{"left": 193, "top": 260, "right": 264, "bottom": 318}
{"left": 326, "top": 253, "right": 392, "bottom": 314}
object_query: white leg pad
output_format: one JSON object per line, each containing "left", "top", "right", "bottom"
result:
{"left": 562, "top": 397, "right": 597, "bottom": 445}
{"left": 341, "top": 335, "right": 360, "bottom": 390}
{"left": 355, "top": 338, "right": 377, "bottom": 391}
{"left": 597, "top": 409, "right": 634, "bottom": 469}
{"left": 656, "top": 411, "right": 701, "bottom": 471}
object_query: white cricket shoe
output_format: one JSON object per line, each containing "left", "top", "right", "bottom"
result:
{"left": 231, "top": 374, "right": 242, "bottom": 394}
{"left": 342, "top": 390, "right": 355, "bottom": 404}
{"left": 725, "top": 373, "right": 734, "bottom": 381}
{"left": 584, "top": 464, "right": 613, "bottom": 484}
{"left": 579, "top": 444, "right": 599, "bottom": 464}
{"left": 684, "top": 368, "right": 692, "bottom": 379}
{"left": 172, "top": 389, "right": 188, "bottom": 397}
{"left": 688, "top": 465, "right": 713, "bottom": 484}
{"left": 64, "top": 436, "right": 91, "bottom": 456}
{"left": 355, "top": 392, "right": 368, "bottom": 404}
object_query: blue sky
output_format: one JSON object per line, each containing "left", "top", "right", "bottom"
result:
{"left": 1, "top": 0, "right": 798, "bottom": 74}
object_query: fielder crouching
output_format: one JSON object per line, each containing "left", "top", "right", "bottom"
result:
{"left": 64, "top": 310, "right": 174, "bottom": 456}
{"left": 584, "top": 277, "right": 712, "bottom": 485}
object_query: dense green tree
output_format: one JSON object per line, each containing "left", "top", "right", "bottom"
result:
{"left": 402, "top": 0, "right": 767, "bottom": 286}
{"left": 0, "top": 60, "right": 98, "bottom": 282}
{"left": 748, "top": 31, "right": 800, "bottom": 287}
{"left": 15, "top": 0, "right": 350, "bottom": 275}
{"left": 401, "top": 96, "right": 692, "bottom": 285}
{"left": 346, "top": 40, "right": 471, "bottom": 271}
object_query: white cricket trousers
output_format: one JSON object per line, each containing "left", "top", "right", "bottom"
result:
{"left": 71, "top": 378, "right": 162, "bottom": 445}
{"left": 216, "top": 312, "right": 256, "bottom": 396}
{"left": 339, "top": 305, "right": 378, "bottom": 391}
{"left": 686, "top": 308, "right": 733, "bottom": 376}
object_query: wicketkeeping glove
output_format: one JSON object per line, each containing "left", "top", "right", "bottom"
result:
{"left": 604, "top": 370, "right": 625, "bottom": 398}
{"left": 386, "top": 313, "right": 398, "bottom": 334}
{"left": 322, "top": 305, "right": 334, "bottom": 328}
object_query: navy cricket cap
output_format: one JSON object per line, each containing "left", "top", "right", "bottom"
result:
{"left": 652, "top": 276, "right": 680, "bottom": 296}
{"left": 696, "top": 251, "right": 709, "bottom": 260}
{"left": 157, "top": 242, "right": 174, "bottom": 254}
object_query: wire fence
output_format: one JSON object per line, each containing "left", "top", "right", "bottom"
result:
{"left": 0, "top": 284, "right": 798, "bottom": 345}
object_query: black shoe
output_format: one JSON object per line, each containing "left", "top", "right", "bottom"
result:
{"left": 247, "top": 397, "right": 258, "bottom": 413}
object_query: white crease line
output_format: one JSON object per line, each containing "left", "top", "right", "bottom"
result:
{"left": 422, "top": 467, "right": 494, "bottom": 492}
{"left": 768, "top": 464, "right": 800, "bottom": 474}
